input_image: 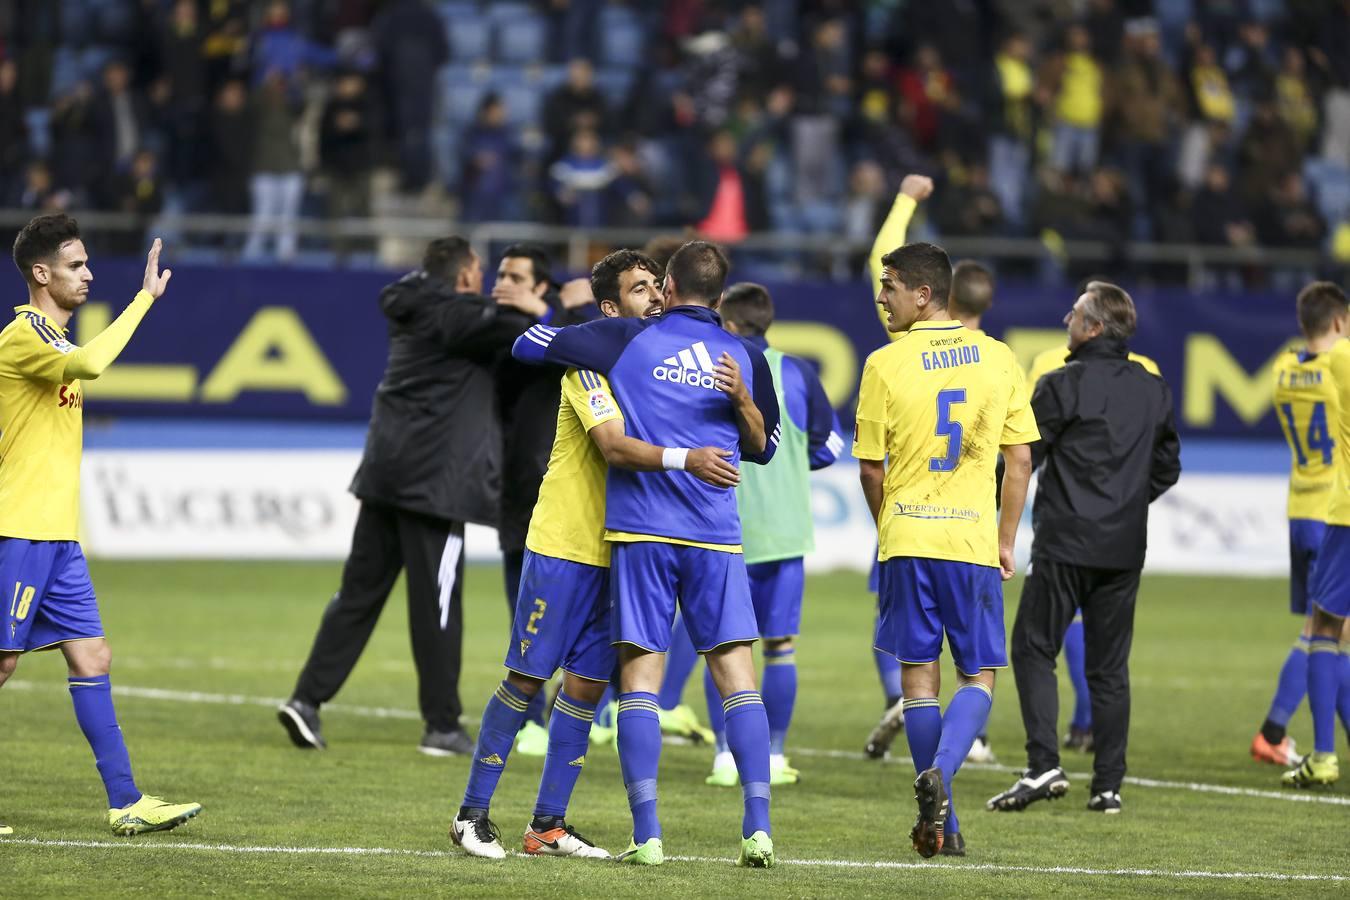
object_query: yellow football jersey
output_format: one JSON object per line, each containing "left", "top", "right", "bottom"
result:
{"left": 1323, "top": 341, "right": 1350, "bottom": 526}
{"left": 1272, "top": 347, "right": 1339, "bottom": 522}
{"left": 1027, "top": 345, "right": 1161, "bottom": 387}
{"left": 854, "top": 320, "right": 1041, "bottom": 567}
{"left": 0, "top": 305, "right": 86, "bottom": 540}
{"left": 524, "top": 368, "right": 623, "bottom": 567}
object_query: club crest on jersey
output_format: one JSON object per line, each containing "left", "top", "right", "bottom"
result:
{"left": 519, "top": 639, "right": 531, "bottom": 657}
{"left": 652, "top": 340, "right": 718, "bottom": 390}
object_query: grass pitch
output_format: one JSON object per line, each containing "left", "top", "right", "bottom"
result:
{"left": 3, "top": 562, "right": 1348, "bottom": 897}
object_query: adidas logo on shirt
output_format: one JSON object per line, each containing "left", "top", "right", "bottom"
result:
{"left": 652, "top": 340, "right": 718, "bottom": 389}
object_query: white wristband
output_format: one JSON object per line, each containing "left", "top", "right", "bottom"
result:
{"left": 662, "top": 448, "right": 690, "bottom": 471}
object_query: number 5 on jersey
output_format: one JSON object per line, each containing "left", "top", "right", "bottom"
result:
{"left": 931, "top": 389, "right": 966, "bottom": 472}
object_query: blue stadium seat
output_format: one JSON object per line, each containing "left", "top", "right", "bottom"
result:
{"left": 494, "top": 13, "right": 548, "bottom": 65}
{"left": 49, "top": 49, "right": 84, "bottom": 98}
{"left": 496, "top": 82, "right": 545, "bottom": 128}
{"left": 440, "top": 65, "right": 490, "bottom": 125}
{"left": 1305, "top": 159, "right": 1350, "bottom": 225}
{"left": 593, "top": 67, "right": 634, "bottom": 107}
{"left": 599, "top": 8, "right": 645, "bottom": 68}
{"left": 438, "top": 0, "right": 479, "bottom": 17}
{"left": 484, "top": 2, "right": 534, "bottom": 24}
{"left": 446, "top": 18, "right": 492, "bottom": 63}
{"left": 433, "top": 120, "right": 463, "bottom": 187}
{"left": 537, "top": 65, "right": 568, "bottom": 91}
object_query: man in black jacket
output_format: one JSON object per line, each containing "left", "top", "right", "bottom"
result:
{"left": 491, "top": 244, "right": 598, "bottom": 743}
{"left": 988, "top": 281, "right": 1181, "bottom": 815}
{"left": 277, "top": 236, "right": 539, "bottom": 756}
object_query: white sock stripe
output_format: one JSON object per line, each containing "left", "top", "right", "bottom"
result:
{"left": 436, "top": 533, "right": 464, "bottom": 631}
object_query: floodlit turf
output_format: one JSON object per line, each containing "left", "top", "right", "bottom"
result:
{"left": 3, "top": 562, "right": 1348, "bottom": 897}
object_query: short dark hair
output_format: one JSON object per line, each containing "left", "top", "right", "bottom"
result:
{"left": 666, "top": 240, "right": 729, "bottom": 305}
{"left": 950, "top": 260, "right": 994, "bottom": 318}
{"left": 13, "top": 214, "right": 81, "bottom": 285}
{"left": 1297, "top": 281, "right": 1349, "bottom": 338}
{"left": 880, "top": 242, "right": 952, "bottom": 309}
{"left": 500, "top": 243, "right": 552, "bottom": 287}
{"left": 591, "top": 249, "right": 661, "bottom": 305}
{"left": 1082, "top": 280, "right": 1137, "bottom": 339}
{"left": 422, "top": 236, "right": 476, "bottom": 284}
{"left": 720, "top": 283, "right": 774, "bottom": 337}
{"left": 641, "top": 235, "right": 687, "bottom": 273}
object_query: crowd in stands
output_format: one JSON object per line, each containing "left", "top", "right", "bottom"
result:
{"left": 2, "top": 0, "right": 1350, "bottom": 270}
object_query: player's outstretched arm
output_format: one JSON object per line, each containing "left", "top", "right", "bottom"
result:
{"left": 869, "top": 175, "right": 932, "bottom": 341}
{"left": 61, "top": 238, "right": 169, "bottom": 382}
{"left": 997, "top": 443, "right": 1033, "bottom": 581}
{"left": 588, "top": 420, "right": 740, "bottom": 488}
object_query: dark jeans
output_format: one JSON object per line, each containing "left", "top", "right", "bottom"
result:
{"left": 293, "top": 501, "right": 466, "bottom": 732}
{"left": 1011, "top": 557, "right": 1141, "bottom": 794}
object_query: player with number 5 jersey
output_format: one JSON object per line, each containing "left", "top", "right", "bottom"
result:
{"left": 854, "top": 242, "right": 1038, "bottom": 859}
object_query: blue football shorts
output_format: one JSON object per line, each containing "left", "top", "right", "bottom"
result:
{"left": 1289, "top": 518, "right": 1328, "bottom": 616}
{"left": 1309, "top": 523, "right": 1350, "bottom": 619}
{"left": 874, "top": 555, "right": 1007, "bottom": 676}
{"left": 502, "top": 550, "right": 614, "bottom": 682}
{"left": 748, "top": 557, "right": 804, "bottom": 639}
{"left": 0, "top": 538, "right": 102, "bottom": 653}
{"left": 609, "top": 541, "right": 757, "bottom": 653}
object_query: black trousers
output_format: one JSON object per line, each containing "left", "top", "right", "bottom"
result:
{"left": 1011, "top": 557, "right": 1141, "bottom": 794}
{"left": 293, "top": 501, "right": 466, "bottom": 732}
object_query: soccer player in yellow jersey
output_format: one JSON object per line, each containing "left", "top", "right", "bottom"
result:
{"left": 1253, "top": 283, "right": 1346, "bottom": 768}
{"left": 855, "top": 241, "right": 1039, "bottom": 858}
{"left": 0, "top": 214, "right": 200, "bottom": 835}
{"left": 1288, "top": 282, "right": 1350, "bottom": 788}
{"left": 451, "top": 250, "right": 738, "bottom": 860}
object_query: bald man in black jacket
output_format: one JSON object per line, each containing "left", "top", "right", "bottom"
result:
{"left": 989, "top": 281, "right": 1181, "bottom": 816}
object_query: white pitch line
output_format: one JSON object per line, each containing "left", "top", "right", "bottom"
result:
{"left": 9, "top": 680, "right": 1349, "bottom": 808}
{"left": 1, "top": 838, "right": 1344, "bottom": 883}
{"left": 790, "top": 747, "right": 1350, "bottom": 808}
{"left": 4, "top": 680, "right": 421, "bottom": 721}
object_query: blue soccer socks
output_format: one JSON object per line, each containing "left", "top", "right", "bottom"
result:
{"left": 462, "top": 680, "right": 531, "bottom": 813}
{"left": 1308, "top": 638, "right": 1341, "bottom": 754}
{"left": 902, "top": 697, "right": 941, "bottom": 774}
{"left": 68, "top": 675, "right": 140, "bottom": 809}
{"left": 1264, "top": 637, "right": 1310, "bottom": 741}
{"left": 723, "top": 690, "right": 771, "bottom": 837}
{"left": 933, "top": 683, "right": 993, "bottom": 786}
{"left": 762, "top": 648, "right": 797, "bottom": 756}
{"left": 617, "top": 692, "right": 663, "bottom": 842}
{"left": 533, "top": 691, "right": 596, "bottom": 819}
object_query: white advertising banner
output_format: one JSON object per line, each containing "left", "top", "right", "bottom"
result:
{"left": 81, "top": 451, "right": 1289, "bottom": 577}
{"left": 80, "top": 450, "right": 502, "bottom": 561}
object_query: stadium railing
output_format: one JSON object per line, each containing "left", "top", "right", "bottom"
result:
{"left": 0, "top": 208, "right": 1328, "bottom": 286}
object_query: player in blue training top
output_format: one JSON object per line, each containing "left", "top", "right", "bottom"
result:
{"left": 699, "top": 283, "right": 843, "bottom": 789}
{"left": 513, "top": 241, "right": 782, "bottom": 869}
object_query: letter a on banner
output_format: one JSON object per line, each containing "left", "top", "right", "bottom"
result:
{"left": 200, "top": 307, "right": 347, "bottom": 405}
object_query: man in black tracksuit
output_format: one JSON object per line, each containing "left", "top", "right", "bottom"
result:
{"left": 490, "top": 245, "right": 598, "bottom": 731}
{"left": 988, "top": 281, "right": 1181, "bottom": 815}
{"left": 277, "top": 236, "right": 541, "bottom": 756}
